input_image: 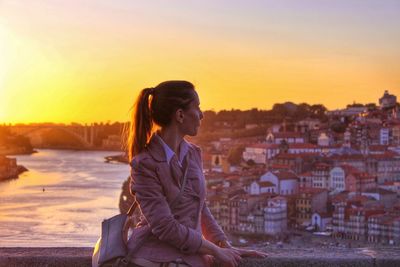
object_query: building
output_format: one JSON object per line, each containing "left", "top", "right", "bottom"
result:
{"left": 331, "top": 194, "right": 383, "bottom": 240}
{"left": 265, "top": 196, "right": 287, "bottom": 235}
{"left": 311, "top": 212, "right": 332, "bottom": 231}
{"left": 249, "top": 180, "right": 276, "bottom": 195}
{"left": 266, "top": 132, "right": 305, "bottom": 145}
{"left": 380, "top": 128, "right": 390, "bottom": 145}
{"left": 243, "top": 143, "right": 279, "bottom": 164}
{"left": 361, "top": 188, "right": 398, "bottom": 209}
{"left": 101, "top": 134, "right": 122, "bottom": 150}
{"left": 295, "top": 118, "right": 321, "bottom": 133}
{"left": 329, "top": 165, "right": 360, "bottom": 193}
{"left": 299, "top": 172, "right": 313, "bottom": 188}
{"left": 238, "top": 194, "right": 269, "bottom": 234}
{"left": 379, "top": 90, "right": 397, "bottom": 110}
{"left": 346, "top": 207, "right": 385, "bottom": 241}
{"left": 311, "top": 163, "right": 331, "bottom": 189}
{"left": 379, "top": 181, "right": 400, "bottom": 196}
{"left": 260, "top": 170, "right": 299, "bottom": 196}
{"left": 288, "top": 143, "right": 321, "bottom": 154}
{"left": 317, "top": 132, "right": 330, "bottom": 147}
{"left": 295, "top": 188, "right": 328, "bottom": 226}
{"left": 368, "top": 214, "right": 399, "bottom": 244}
{"left": 346, "top": 172, "right": 377, "bottom": 193}
{"left": 271, "top": 153, "right": 318, "bottom": 174}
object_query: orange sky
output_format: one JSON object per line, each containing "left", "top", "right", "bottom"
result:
{"left": 0, "top": 0, "right": 399, "bottom": 124}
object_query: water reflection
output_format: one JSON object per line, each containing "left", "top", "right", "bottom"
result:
{"left": 0, "top": 149, "right": 130, "bottom": 247}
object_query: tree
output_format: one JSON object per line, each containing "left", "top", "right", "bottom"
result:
{"left": 227, "top": 145, "right": 245, "bottom": 165}
{"left": 214, "top": 155, "right": 220, "bottom": 166}
{"left": 347, "top": 103, "right": 364, "bottom": 108}
{"left": 247, "top": 159, "right": 255, "bottom": 166}
{"left": 365, "top": 103, "right": 377, "bottom": 111}
{"left": 330, "top": 121, "right": 347, "bottom": 133}
{"left": 279, "top": 139, "right": 289, "bottom": 153}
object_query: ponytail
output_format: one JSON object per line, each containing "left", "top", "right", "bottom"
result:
{"left": 125, "top": 88, "right": 154, "bottom": 162}
{"left": 123, "top": 81, "right": 196, "bottom": 162}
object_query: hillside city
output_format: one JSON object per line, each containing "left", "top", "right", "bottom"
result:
{"left": 1, "top": 90, "right": 400, "bottom": 247}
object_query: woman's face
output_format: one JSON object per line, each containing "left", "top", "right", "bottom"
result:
{"left": 180, "top": 92, "right": 203, "bottom": 136}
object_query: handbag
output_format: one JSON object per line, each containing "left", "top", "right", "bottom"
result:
{"left": 92, "top": 156, "right": 190, "bottom": 267}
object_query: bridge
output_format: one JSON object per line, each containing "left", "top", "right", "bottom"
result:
{"left": 8, "top": 124, "right": 101, "bottom": 148}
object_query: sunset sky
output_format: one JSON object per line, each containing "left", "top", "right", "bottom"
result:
{"left": 0, "top": 0, "right": 399, "bottom": 124}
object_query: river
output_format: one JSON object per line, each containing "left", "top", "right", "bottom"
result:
{"left": 0, "top": 149, "right": 130, "bottom": 247}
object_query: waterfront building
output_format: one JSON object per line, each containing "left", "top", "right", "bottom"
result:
{"left": 265, "top": 196, "right": 287, "bottom": 235}
{"left": 311, "top": 212, "right": 332, "bottom": 231}
{"left": 295, "top": 188, "right": 328, "bottom": 226}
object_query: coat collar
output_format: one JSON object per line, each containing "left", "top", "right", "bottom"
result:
{"left": 146, "top": 133, "right": 191, "bottom": 163}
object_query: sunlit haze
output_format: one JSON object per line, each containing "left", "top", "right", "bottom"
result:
{"left": 1, "top": 0, "right": 399, "bottom": 124}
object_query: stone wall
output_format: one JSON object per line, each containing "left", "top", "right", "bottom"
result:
{"left": 1, "top": 247, "right": 400, "bottom": 267}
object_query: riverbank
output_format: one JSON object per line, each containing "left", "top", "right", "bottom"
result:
{"left": 0, "top": 148, "right": 37, "bottom": 156}
{"left": 0, "top": 165, "right": 28, "bottom": 182}
{"left": 0, "top": 154, "right": 29, "bottom": 182}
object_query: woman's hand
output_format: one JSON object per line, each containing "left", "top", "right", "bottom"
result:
{"left": 233, "top": 247, "right": 268, "bottom": 258}
{"left": 214, "top": 247, "right": 242, "bottom": 267}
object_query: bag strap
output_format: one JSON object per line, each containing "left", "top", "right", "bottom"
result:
{"left": 121, "top": 154, "right": 192, "bottom": 265}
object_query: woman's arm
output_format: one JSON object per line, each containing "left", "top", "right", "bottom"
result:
{"left": 201, "top": 203, "right": 228, "bottom": 244}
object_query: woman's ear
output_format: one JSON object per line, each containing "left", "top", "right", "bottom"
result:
{"left": 175, "top": 108, "right": 184, "bottom": 124}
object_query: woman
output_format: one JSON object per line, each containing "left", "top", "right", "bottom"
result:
{"left": 125, "top": 81, "right": 267, "bottom": 267}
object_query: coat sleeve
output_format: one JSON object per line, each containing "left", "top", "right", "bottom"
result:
{"left": 192, "top": 145, "right": 228, "bottom": 244}
{"left": 130, "top": 157, "right": 203, "bottom": 254}
{"left": 201, "top": 203, "right": 228, "bottom": 244}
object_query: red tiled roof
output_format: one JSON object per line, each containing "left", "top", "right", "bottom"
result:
{"left": 259, "top": 181, "right": 275, "bottom": 187}
{"left": 364, "top": 188, "right": 397, "bottom": 195}
{"left": 272, "top": 196, "right": 287, "bottom": 201}
{"left": 289, "top": 143, "right": 318, "bottom": 149}
{"left": 369, "top": 151, "right": 398, "bottom": 160}
{"left": 273, "top": 132, "right": 305, "bottom": 138}
{"left": 314, "top": 162, "right": 332, "bottom": 170}
{"left": 339, "top": 164, "right": 361, "bottom": 174}
{"left": 269, "top": 163, "right": 292, "bottom": 170}
{"left": 351, "top": 172, "right": 375, "bottom": 180}
{"left": 331, "top": 192, "right": 350, "bottom": 203}
{"left": 365, "top": 209, "right": 386, "bottom": 218}
{"left": 247, "top": 143, "right": 279, "bottom": 149}
{"left": 314, "top": 211, "right": 332, "bottom": 218}
{"left": 298, "top": 187, "right": 327, "bottom": 194}
{"left": 369, "top": 145, "right": 388, "bottom": 151}
{"left": 274, "top": 170, "right": 298, "bottom": 180}
{"left": 225, "top": 175, "right": 241, "bottom": 181}
{"left": 348, "top": 195, "right": 371, "bottom": 204}
{"left": 202, "top": 152, "right": 212, "bottom": 161}
{"left": 330, "top": 154, "right": 365, "bottom": 160}
{"left": 275, "top": 153, "right": 319, "bottom": 159}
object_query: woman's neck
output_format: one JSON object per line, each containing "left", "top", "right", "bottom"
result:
{"left": 158, "top": 127, "right": 184, "bottom": 155}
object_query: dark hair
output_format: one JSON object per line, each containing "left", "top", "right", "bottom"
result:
{"left": 123, "top": 80, "right": 196, "bottom": 161}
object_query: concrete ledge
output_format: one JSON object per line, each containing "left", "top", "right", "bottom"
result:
{"left": 1, "top": 247, "right": 400, "bottom": 267}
